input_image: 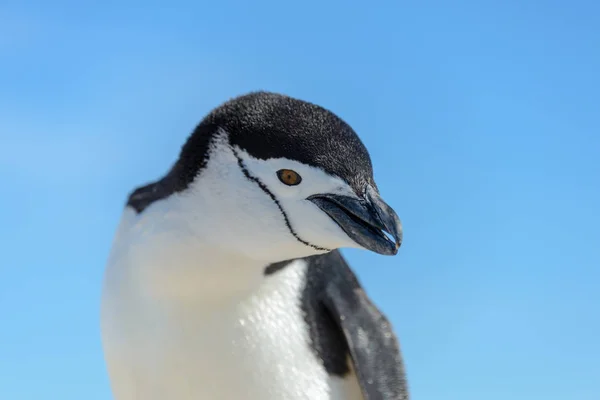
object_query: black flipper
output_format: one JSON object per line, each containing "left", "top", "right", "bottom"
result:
{"left": 323, "top": 273, "right": 409, "bottom": 399}
{"left": 293, "top": 250, "right": 409, "bottom": 400}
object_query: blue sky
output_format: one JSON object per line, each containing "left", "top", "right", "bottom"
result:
{"left": 1, "top": 1, "right": 598, "bottom": 399}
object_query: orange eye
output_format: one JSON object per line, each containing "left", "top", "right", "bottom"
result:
{"left": 277, "top": 169, "right": 302, "bottom": 186}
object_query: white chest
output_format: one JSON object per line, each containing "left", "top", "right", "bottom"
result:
{"left": 101, "top": 254, "right": 362, "bottom": 400}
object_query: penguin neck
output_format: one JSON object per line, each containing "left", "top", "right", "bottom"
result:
{"left": 113, "top": 206, "right": 270, "bottom": 305}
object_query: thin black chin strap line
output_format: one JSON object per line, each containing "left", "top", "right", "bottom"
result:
{"left": 230, "top": 146, "right": 331, "bottom": 252}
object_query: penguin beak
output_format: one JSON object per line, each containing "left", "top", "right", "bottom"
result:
{"left": 307, "top": 186, "right": 402, "bottom": 255}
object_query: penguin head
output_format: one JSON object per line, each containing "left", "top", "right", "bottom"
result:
{"left": 128, "top": 91, "right": 402, "bottom": 263}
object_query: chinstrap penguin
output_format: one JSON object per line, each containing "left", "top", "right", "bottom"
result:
{"left": 101, "top": 91, "right": 409, "bottom": 400}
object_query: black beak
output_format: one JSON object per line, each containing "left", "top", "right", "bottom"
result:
{"left": 308, "top": 186, "right": 402, "bottom": 255}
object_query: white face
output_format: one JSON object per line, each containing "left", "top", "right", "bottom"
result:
{"left": 173, "top": 132, "right": 365, "bottom": 263}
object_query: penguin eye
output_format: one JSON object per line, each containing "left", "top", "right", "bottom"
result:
{"left": 277, "top": 169, "right": 302, "bottom": 186}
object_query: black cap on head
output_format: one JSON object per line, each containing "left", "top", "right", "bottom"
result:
{"left": 178, "top": 91, "right": 376, "bottom": 194}
{"left": 128, "top": 91, "right": 377, "bottom": 212}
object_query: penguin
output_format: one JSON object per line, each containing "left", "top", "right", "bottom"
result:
{"left": 101, "top": 91, "right": 409, "bottom": 400}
